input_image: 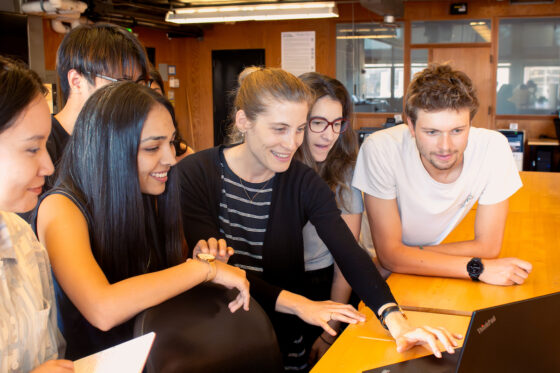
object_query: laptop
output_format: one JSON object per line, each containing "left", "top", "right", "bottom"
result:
{"left": 365, "top": 292, "right": 560, "bottom": 373}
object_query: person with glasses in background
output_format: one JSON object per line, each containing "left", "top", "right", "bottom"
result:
{"left": 48, "top": 23, "right": 150, "bottom": 175}
{"left": 293, "top": 72, "right": 364, "bottom": 366}
{"left": 178, "top": 67, "right": 461, "bottom": 372}
{"left": 141, "top": 68, "right": 195, "bottom": 161}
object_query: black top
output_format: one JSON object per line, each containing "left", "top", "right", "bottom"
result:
{"left": 177, "top": 145, "right": 396, "bottom": 315}
{"left": 46, "top": 116, "right": 70, "bottom": 189}
{"left": 32, "top": 188, "right": 133, "bottom": 360}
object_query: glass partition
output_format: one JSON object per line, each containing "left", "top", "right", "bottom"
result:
{"left": 411, "top": 19, "right": 491, "bottom": 44}
{"left": 410, "top": 49, "right": 429, "bottom": 80}
{"left": 497, "top": 18, "right": 560, "bottom": 115}
{"left": 336, "top": 23, "right": 404, "bottom": 113}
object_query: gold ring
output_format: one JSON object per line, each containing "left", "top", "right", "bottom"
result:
{"left": 330, "top": 312, "right": 334, "bottom": 321}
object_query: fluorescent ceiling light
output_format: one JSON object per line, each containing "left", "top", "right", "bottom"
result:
{"left": 166, "top": 1, "right": 338, "bottom": 24}
{"left": 336, "top": 35, "right": 395, "bottom": 39}
{"left": 469, "top": 21, "right": 491, "bottom": 42}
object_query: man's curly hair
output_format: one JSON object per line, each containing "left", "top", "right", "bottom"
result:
{"left": 405, "top": 63, "right": 479, "bottom": 126}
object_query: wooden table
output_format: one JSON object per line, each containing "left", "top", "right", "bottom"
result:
{"left": 312, "top": 308, "right": 471, "bottom": 373}
{"left": 312, "top": 172, "right": 560, "bottom": 372}
{"left": 388, "top": 172, "right": 560, "bottom": 314}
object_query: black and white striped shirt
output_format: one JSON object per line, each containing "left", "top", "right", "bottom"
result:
{"left": 219, "top": 154, "right": 273, "bottom": 274}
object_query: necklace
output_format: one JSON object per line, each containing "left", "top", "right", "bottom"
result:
{"left": 239, "top": 176, "right": 272, "bottom": 203}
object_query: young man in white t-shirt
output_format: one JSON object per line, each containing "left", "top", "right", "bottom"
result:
{"left": 353, "top": 64, "right": 532, "bottom": 286}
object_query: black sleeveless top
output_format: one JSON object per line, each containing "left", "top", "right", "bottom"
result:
{"left": 32, "top": 187, "right": 133, "bottom": 360}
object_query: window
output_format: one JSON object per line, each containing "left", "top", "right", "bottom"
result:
{"left": 411, "top": 19, "right": 491, "bottom": 44}
{"left": 336, "top": 23, "right": 404, "bottom": 113}
{"left": 410, "top": 49, "right": 429, "bottom": 80}
{"left": 497, "top": 18, "right": 560, "bottom": 115}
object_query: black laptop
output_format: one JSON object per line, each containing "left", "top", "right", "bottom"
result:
{"left": 366, "top": 292, "right": 560, "bottom": 373}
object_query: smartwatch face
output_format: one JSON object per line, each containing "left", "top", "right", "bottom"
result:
{"left": 468, "top": 258, "right": 483, "bottom": 277}
{"left": 197, "top": 253, "right": 216, "bottom": 262}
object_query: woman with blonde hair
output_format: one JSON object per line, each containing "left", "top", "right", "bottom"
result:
{"left": 178, "top": 66, "right": 460, "bottom": 371}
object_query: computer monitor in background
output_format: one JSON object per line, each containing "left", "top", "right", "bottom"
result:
{"left": 498, "top": 129, "right": 524, "bottom": 171}
{"left": 357, "top": 127, "right": 385, "bottom": 146}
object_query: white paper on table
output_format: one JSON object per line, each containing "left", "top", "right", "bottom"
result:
{"left": 74, "top": 332, "right": 156, "bottom": 373}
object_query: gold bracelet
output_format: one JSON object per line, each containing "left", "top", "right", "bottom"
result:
{"left": 205, "top": 261, "right": 217, "bottom": 282}
{"left": 195, "top": 253, "right": 217, "bottom": 282}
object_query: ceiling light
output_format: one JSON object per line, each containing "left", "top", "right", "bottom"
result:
{"left": 165, "top": 1, "right": 338, "bottom": 24}
{"left": 469, "top": 21, "right": 491, "bottom": 42}
{"left": 336, "top": 35, "right": 396, "bottom": 39}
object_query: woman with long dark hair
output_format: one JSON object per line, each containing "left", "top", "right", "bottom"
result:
{"left": 0, "top": 55, "right": 73, "bottom": 372}
{"left": 35, "top": 82, "right": 249, "bottom": 360}
{"left": 294, "top": 72, "right": 362, "bottom": 362}
{"left": 178, "top": 67, "right": 460, "bottom": 372}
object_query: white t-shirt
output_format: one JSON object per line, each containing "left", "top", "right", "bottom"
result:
{"left": 352, "top": 124, "right": 522, "bottom": 246}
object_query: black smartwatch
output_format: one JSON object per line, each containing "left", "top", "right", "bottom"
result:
{"left": 467, "top": 257, "right": 484, "bottom": 281}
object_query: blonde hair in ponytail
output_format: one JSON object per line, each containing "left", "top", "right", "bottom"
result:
{"left": 227, "top": 66, "right": 312, "bottom": 143}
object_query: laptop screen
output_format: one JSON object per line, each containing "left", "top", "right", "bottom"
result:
{"left": 366, "top": 292, "right": 560, "bottom": 373}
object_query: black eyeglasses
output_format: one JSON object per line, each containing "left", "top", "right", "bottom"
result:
{"left": 95, "top": 73, "right": 132, "bottom": 83}
{"left": 308, "top": 116, "right": 349, "bottom": 134}
{"left": 95, "top": 74, "right": 150, "bottom": 84}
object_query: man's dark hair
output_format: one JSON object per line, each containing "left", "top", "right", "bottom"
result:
{"left": 405, "top": 63, "right": 479, "bottom": 126}
{"left": 56, "top": 23, "right": 149, "bottom": 102}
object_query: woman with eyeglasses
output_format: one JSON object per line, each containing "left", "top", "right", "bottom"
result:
{"left": 178, "top": 67, "right": 460, "bottom": 372}
{"left": 293, "top": 72, "right": 362, "bottom": 364}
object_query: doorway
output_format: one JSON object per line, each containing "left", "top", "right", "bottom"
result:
{"left": 430, "top": 47, "right": 493, "bottom": 128}
{"left": 212, "top": 49, "right": 265, "bottom": 146}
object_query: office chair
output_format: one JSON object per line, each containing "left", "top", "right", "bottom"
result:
{"left": 134, "top": 283, "right": 283, "bottom": 373}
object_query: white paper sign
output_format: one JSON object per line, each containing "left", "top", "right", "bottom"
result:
{"left": 74, "top": 332, "right": 155, "bottom": 373}
{"left": 281, "top": 31, "right": 316, "bottom": 77}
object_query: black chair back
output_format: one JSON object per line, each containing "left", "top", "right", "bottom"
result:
{"left": 134, "top": 283, "right": 283, "bottom": 373}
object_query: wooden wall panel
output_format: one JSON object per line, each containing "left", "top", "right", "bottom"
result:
{"left": 403, "top": 0, "right": 560, "bottom": 20}
{"left": 41, "top": 1, "right": 560, "bottom": 148}
{"left": 43, "top": 18, "right": 64, "bottom": 71}
{"left": 495, "top": 117, "right": 557, "bottom": 141}
{"left": 133, "top": 27, "right": 192, "bottom": 148}
{"left": 181, "top": 19, "right": 337, "bottom": 150}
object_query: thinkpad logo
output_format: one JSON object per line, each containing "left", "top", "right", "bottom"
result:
{"left": 477, "top": 315, "right": 496, "bottom": 334}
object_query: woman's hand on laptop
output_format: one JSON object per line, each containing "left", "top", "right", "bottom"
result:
{"left": 384, "top": 311, "right": 462, "bottom": 358}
